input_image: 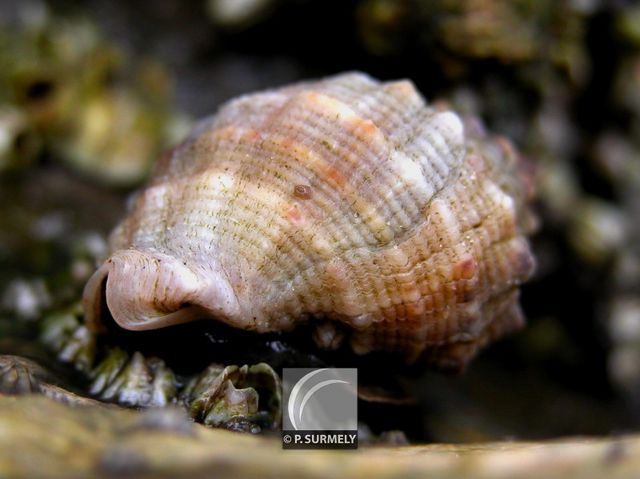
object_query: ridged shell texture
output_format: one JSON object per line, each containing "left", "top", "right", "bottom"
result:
{"left": 83, "top": 72, "right": 536, "bottom": 370}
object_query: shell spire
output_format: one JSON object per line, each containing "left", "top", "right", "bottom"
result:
{"left": 83, "top": 72, "right": 536, "bottom": 370}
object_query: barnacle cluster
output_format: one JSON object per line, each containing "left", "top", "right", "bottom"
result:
{"left": 37, "top": 304, "right": 281, "bottom": 432}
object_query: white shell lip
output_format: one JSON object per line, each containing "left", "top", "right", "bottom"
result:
{"left": 82, "top": 249, "right": 242, "bottom": 332}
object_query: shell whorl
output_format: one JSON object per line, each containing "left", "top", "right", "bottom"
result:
{"left": 83, "top": 72, "right": 536, "bottom": 370}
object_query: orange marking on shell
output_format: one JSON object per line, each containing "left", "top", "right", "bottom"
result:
{"left": 385, "top": 80, "right": 416, "bottom": 99}
{"left": 280, "top": 137, "right": 294, "bottom": 149}
{"left": 284, "top": 204, "right": 304, "bottom": 224}
{"left": 305, "top": 91, "right": 322, "bottom": 104}
{"left": 322, "top": 164, "right": 347, "bottom": 187}
{"left": 245, "top": 129, "right": 263, "bottom": 143}
{"left": 453, "top": 256, "right": 477, "bottom": 281}
{"left": 303, "top": 91, "right": 352, "bottom": 119}
{"left": 349, "top": 118, "right": 378, "bottom": 138}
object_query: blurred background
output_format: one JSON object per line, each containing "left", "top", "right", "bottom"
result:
{"left": 1, "top": 0, "right": 640, "bottom": 443}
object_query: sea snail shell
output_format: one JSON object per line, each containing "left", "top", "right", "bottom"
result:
{"left": 83, "top": 72, "right": 536, "bottom": 370}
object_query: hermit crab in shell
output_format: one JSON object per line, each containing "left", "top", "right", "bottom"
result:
{"left": 83, "top": 72, "right": 536, "bottom": 371}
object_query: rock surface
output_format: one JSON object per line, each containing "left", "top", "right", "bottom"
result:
{"left": 0, "top": 394, "right": 638, "bottom": 479}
